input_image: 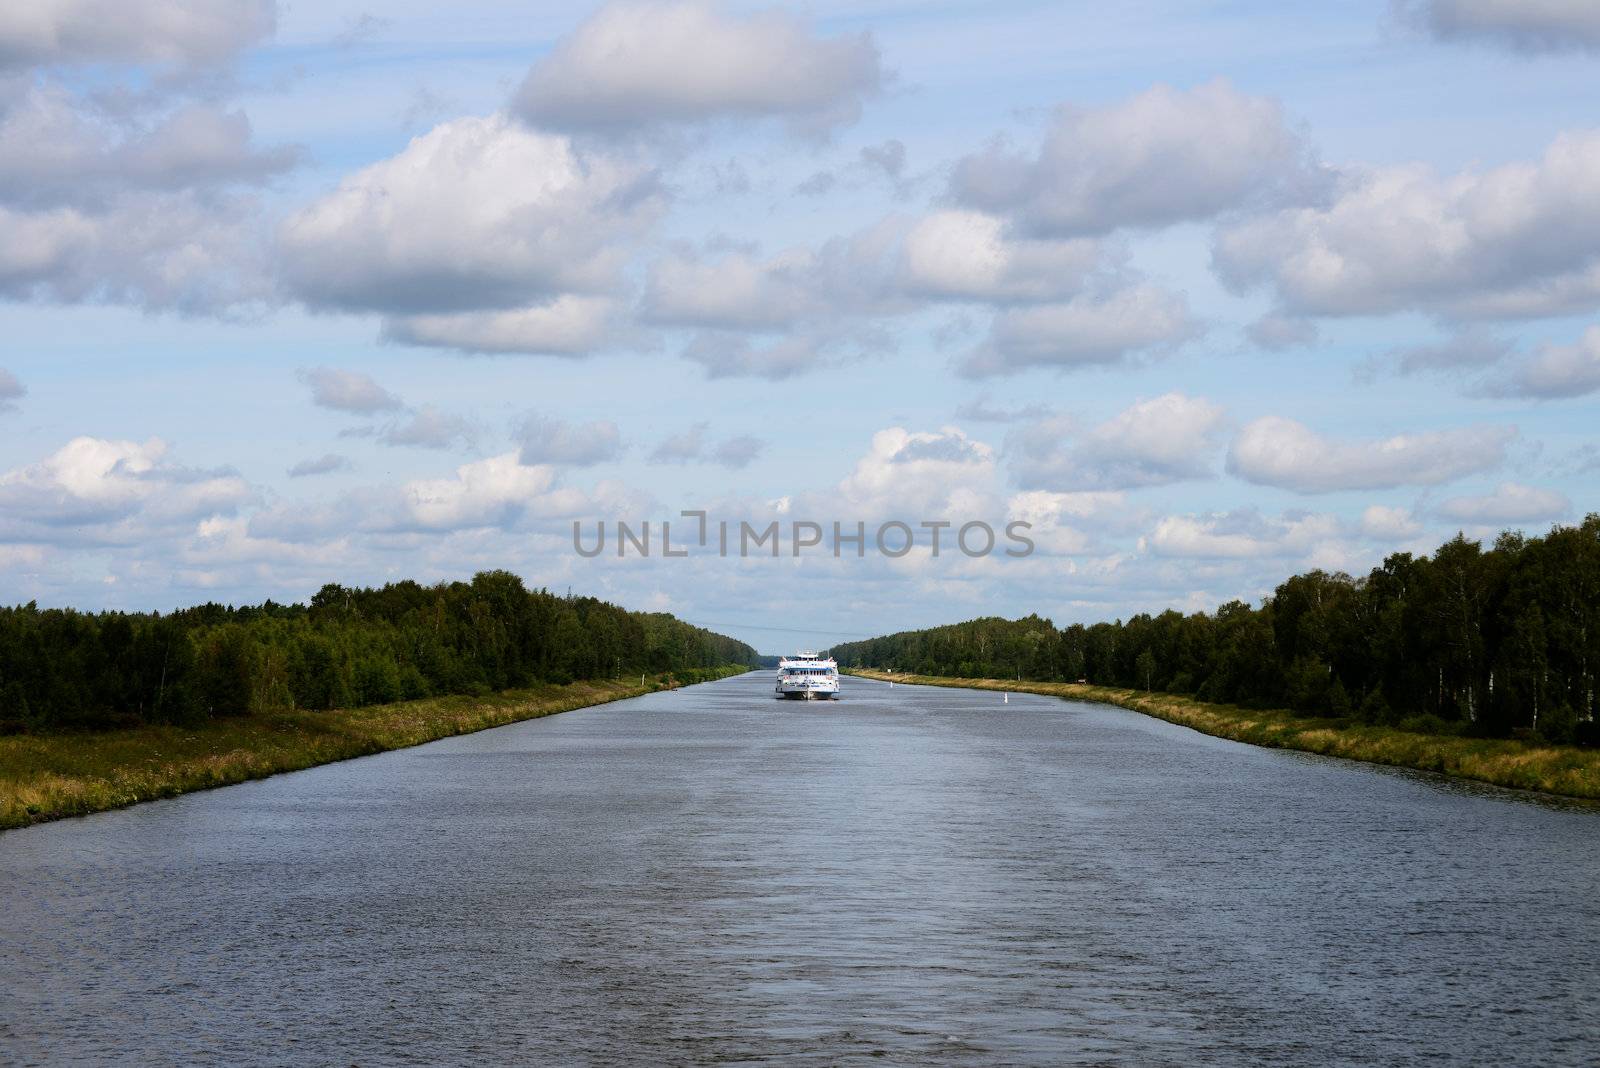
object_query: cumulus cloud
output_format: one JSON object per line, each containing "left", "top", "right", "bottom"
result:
{"left": 1214, "top": 131, "right": 1600, "bottom": 320}
{"left": 830, "top": 426, "right": 1000, "bottom": 520}
{"left": 1396, "top": 0, "right": 1600, "bottom": 53}
{"left": 378, "top": 406, "right": 475, "bottom": 450}
{"left": 0, "top": 436, "right": 253, "bottom": 546}
{"left": 0, "top": 0, "right": 277, "bottom": 69}
{"left": 248, "top": 452, "right": 603, "bottom": 542}
{"left": 0, "top": 190, "right": 274, "bottom": 312}
{"left": 381, "top": 296, "right": 624, "bottom": 356}
{"left": 0, "top": 88, "right": 297, "bottom": 209}
{"left": 511, "top": 0, "right": 883, "bottom": 136}
{"left": 951, "top": 79, "right": 1322, "bottom": 237}
{"left": 392, "top": 453, "right": 582, "bottom": 532}
{"left": 1436, "top": 481, "right": 1570, "bottom": 524}
{"left": 1482, "top": 325, "right": 1600, "bottom": 398}
{"left": 644, "top": 246, "right": 822, "bottom": 329}
{"left": 1360, "top": 504, "right": 1424, "bottom": 540}
{"left": 0, "top": 60, "right": 295, "bottom": 316}
{"left": 1011, "top": 393, "right": 1227, "bottom": 490}
{"left": 0, "top": 367, "right": 23, "bottom": 412}
{"left": 1227, "top": 416, "right": 1514, "bottom": 492}
{"left": 279, "top": 114, "right": 662, "bottom": 321}
{"left": 960, "top": 282, "right": 1200, "bottom": 376}
{"left": 299, "top": 367, "right": 402, "bottom": 414}
{"left": 287, "top": 454, "right": 349, "bottom": 478}
{"left": 899, "top": 210, "right": 1103, "bottom": 303}
{"left": 819, "top": 425, "right": 1004, "bottom": 524}
{"left": 1143, "top": 508, "right": 1344, "bottom": 560}
{"left": 516, "top": 413, "right": 622, "bottom": 466}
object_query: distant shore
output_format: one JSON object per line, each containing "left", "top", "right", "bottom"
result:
{"left": 0, "top": 666, "right": 750, "bottom": 831}
{"left": 846, "top": 669, "right": 1600, "bottom": 801}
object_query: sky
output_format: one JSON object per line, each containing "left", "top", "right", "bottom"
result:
{"left": 1, "top": 0, "right": 1598, "bottom": 653}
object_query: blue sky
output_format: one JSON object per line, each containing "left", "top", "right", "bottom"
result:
{"left": 1, "top": 0, "right": 1597, "bottom": 652}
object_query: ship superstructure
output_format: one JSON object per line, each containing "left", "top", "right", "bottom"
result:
{"left": 775, "top": 652, "right": 840, "bottom": 700}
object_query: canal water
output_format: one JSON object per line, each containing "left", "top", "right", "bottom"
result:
{"left": 2, "top": 672, "right": 1597, "bottom": 1065}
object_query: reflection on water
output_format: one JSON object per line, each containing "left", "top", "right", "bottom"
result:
{"left": 3, "top": 672, "right": 1597, "bottom": 1065}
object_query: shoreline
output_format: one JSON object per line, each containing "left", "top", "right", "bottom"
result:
{"left": 845, "top": 668, "right": 1600, "bottom": 801}
{"left": 0, "top": 666, "right": 751, "bottom": 832}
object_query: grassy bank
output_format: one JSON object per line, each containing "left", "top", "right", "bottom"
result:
{"left": 0, "top": 665, "right": 751, "bottom": 831}
{"left": 846, "top": 668, "right": 1600, "bottom": 801}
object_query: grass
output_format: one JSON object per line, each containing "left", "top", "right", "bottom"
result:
{"left": 0, "top": 665, "right": 751, "bottom": 832}
{"left": 846, "top": 668, "right": 1600, "bottom": 801}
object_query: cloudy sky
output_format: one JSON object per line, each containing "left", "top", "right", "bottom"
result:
{"left": 2, "top": 0, "right": 1597, "bottom": 652}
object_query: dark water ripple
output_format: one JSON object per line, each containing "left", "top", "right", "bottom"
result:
{"left": 2, "top": 672, "right": 1597, "bottom": 1066}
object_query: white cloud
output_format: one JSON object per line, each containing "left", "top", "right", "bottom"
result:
{"left": 1011, "top": 393, "right": 1226, "bottom": 490}
{"left": 279, "top": 114, "right": 661, "bottom": 317}
{"left": 644, "top": 246, "right": 820, "bottom": 329}
{"left": 1359, "top": 505, "right": 1423, "bottom": 540}
{"left": 834, "top": 426, "right": 999, "bottom": 519}
{"left": 899, "top": 210, "right": 1102, "bottom": 303}
{"left": 1006, "top": 489, "right": 1133, "bottom": 550}
{"left": 1215, "top": 131, "right": 1600, "bottom": 319}
{"left": 395, "top": 453, "right": 583, "bottom": 532}
{"left": 0, "top": 190, "right": 273, "bottom": 312}
{"left": 1144, "top": 509, "right": 1344, "bottom": 560}
{"left": 299, "top": 366, "right": 402, "bottom": 414}
{"left": 516, "top": 414, "right": 622, "bottom": 467}
{"left": 1484, "top": 325, "right": 1600, "bottom": 398}
{"left": 0, "top": 87, "right": 296, "bottom": 209}
{"left": 951, "top": 79, "right": 1322, "bottom": 237}
{"left": 961, "top": 282, "right": 1199, "bottom": 376}
{"left": 1227, "top": 416, "right": 1514, "bottom": 492}
{"left": 1397, "top": 0, "right": 1600, "bottom": 53}
{"left": 0, "top": 0, "right": 276, "bottom": 69}
{"left": 382, "top": 296, "right": 624, "bottom": 356}
{"left": 511, "top": 0, "right": 883, "bottom": 136}
{"left": 1436, "top": 481, "right": 1570, "bottom": 523}
{"left": 0, "top": 436, "right": 253, "bottom": 546}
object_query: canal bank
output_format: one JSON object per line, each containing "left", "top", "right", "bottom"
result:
{"left": 0, "top": 666, "right": 751, "bottom": 830}
{"left": 846, "top": 668, "right": 1600, "bottom": 801}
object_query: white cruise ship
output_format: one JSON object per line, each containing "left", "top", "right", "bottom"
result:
{"left": 775, "top": 652, "right": 840, "bottom": 700}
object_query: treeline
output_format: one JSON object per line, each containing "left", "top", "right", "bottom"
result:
{"left": 0, "top": 571, "right": 757, "bottom": 732}
{"left": 832, "top": 518, "right": 1600, "bottom": 745}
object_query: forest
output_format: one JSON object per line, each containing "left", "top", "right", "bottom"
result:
{"left": 831, "top": 517, "right": 1600, "bottom": 745}
{"left": 0, "top": 571, "right": 757, "bottom": 733}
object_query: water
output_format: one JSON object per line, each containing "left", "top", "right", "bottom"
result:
{"left": 2, "top": 672, "right": 1597, "bottom": 1066}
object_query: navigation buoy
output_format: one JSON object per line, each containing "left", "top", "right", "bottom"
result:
{"left": 1003, "top": 692, "right": 1009, "bottom": 703}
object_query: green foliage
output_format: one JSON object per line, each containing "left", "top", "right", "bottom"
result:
{"left": 832, "top": 516, "right": 1600, "bottom": 743}
{"left": 0, "top": 573, "right": 758, "bottom": 732}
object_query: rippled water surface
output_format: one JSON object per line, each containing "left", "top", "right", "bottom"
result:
{"left": 3, "top": 672, "right": 1598, "bottom": 1065}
